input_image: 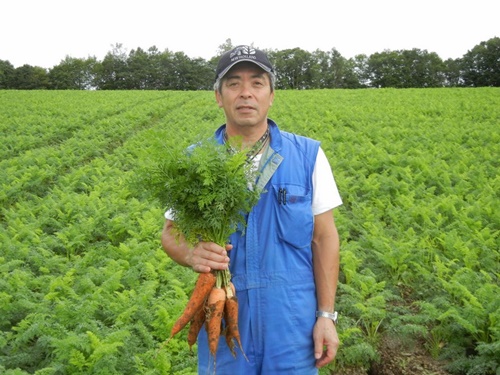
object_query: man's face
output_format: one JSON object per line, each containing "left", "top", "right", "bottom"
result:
{"left": 215, "top": 62, "right": 274, "bottom": 131}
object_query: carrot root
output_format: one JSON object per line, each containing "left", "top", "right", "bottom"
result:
{"left": 162, "top": 272, "right": 247, "bottom": 364}
{"left": 170, "top": 271, "right": 216, "bottom": 338}
{"left": 187, "top": 305, "right": 206, "bottom": 351}
{"left": 206, "top": 287, "right": 226, "bottom": 357}
{"left": 224, "top": 295, "right": 248, "bottom": 361}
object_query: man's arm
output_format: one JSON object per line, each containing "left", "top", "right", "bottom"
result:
{"left": 311, "top": 209, "right": 340, "bottom": 368}
{"left": 161, "top": 219, "right": 231, "bottom": 273}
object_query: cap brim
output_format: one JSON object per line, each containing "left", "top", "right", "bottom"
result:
{"left": 217, "top": 59, "right": 272, "bottom": 80}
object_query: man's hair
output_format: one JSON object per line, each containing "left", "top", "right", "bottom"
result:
{"left": 213, "top": 70, "right": 276, "bottom": 93}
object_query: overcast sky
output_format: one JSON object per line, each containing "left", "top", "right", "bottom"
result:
{"left": 1, "top": 0, "right": 499, "bottom": 68}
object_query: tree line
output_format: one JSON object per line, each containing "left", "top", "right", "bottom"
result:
{"left": 1, "top": 37, "right": 499, "bottom": 90}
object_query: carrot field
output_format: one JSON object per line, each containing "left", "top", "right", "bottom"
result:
{"left": 1, "top": 88, "right": 499, "bottom": 375}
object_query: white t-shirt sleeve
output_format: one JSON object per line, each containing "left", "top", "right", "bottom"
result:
{"left": 312, "top": 146, "right": 342, "bottom": 215}
{"left": 164, "top": 209, "right": 174, "bottom": 220}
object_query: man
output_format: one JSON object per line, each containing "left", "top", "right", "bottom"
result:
{"left": 161, "top": 45, "right": 341, "bottom": 374}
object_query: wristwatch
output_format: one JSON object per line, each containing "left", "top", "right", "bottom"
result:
{"left": 316, "top": 310, "right": 338, "bottom": 325}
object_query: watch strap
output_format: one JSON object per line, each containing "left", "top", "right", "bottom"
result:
{"left": 316, "top": 310, "right": 338, "bottom": 324}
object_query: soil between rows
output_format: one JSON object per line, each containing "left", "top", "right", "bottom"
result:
{"left": 336, "top": 335, "right": 450, "bottom": 375}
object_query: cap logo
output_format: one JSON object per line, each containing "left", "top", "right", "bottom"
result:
{"left": 230, "top": 46, "right": 256, "bottom": 62}
{"left": 215, "top": 45, "right": 272, "bottom": 80}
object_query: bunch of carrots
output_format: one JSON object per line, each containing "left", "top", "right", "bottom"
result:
{"left": 166, "top": 268, "right": 246, "bottom": 362}
{"left": 148, "top": 139, "right": 260, "bottom": 365}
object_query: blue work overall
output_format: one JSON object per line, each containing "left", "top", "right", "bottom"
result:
{"left": 197, "top": 120, "right": 320, "bottom": 375}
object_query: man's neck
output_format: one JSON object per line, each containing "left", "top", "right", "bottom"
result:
{"left": 225, "top": 121, "right": 269, "bottom": 149}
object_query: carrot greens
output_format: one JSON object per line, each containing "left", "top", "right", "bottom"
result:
{"left": 149, "top": 138, "right": 260, "bottom": 249}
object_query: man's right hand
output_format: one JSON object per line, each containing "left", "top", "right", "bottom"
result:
{"left": 187, "top": 241, "right": 232, "bottom": 273}
{"left": 161, "top": 220, "right": 231, "bottom": 272}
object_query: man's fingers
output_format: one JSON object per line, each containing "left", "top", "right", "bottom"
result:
{"left": 190, "top": 242, "right": 230, "bottom": 272}
{"left": 314, "top": 339, "right": 338, "bottom": 368}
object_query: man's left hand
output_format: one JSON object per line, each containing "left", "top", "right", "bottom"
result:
{"left": 313, "top": 317, "right": 339, "bottom": 368}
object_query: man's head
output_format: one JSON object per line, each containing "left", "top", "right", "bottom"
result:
{"left": 214, "top": 45, "right": 275, "bottom": 92}
{"left": 214, "top": 46, "right": 275, "bottom": 132}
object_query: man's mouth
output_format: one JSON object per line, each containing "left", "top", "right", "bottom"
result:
{"left": 237, "top": 105, "right": 255, "bottom": 112}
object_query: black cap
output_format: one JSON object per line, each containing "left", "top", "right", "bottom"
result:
{"left": 215, "top": 45, "right": 274, "bottom": 81}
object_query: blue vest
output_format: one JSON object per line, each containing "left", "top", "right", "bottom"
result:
{"left": 197, "top": 119, "right": 321, "bottom": 375}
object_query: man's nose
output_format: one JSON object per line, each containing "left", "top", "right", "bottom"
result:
{"left": 239, "top": 83, "right": 252, "bottom": 98}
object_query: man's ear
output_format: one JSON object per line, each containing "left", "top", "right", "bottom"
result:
{"left": 215, "top": 90, "right": 223, "bottom": 108}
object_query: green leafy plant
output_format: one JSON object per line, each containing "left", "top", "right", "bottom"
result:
{"left": 146, "top": 138, "right": 260, "bottom": 249}
{"left": 2, "top": 89, "right": 499, "bottom": 374}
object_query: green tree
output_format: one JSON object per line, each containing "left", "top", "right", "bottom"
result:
{"left": 350, "top": 54, "right": 370, "bottom": 88}
{"left": 311, "top": 48, "right": 361, "bottom": 89}
{"left": 216, "top": 38, "right": 235, "bottom": 57}
{"left": 272, "top": 48, "right": 314, "bottom": 89}
{"left": 311, "top": 49, "right": 332, "bottom": 88}
{"left": 167, "top": 51, "right": 199, "bottom": 90}
{"left": 461, "top": 36, "right": 500, "bottom": 87}
{"left": 0, "top": 59, "right": 15, "bottom": 88}
{"left": 367, "top": 49, "right": 444, "bottom": 88}
{"left": 180, "top": 56, "right": 213, "bottom": 90}
{"left": 328, "top": 48, "right": 349, "bottom": 88}
{"left": 144, "top": 46, "right": 167, "bottom": 89}
{"left": 443, "top": 58, "right": 463, "bottom": 87}
{"left": 48, "top": 56, "right": 97, "bottom": 89}
{"left": 126, "top": 47, "right": 157, "bottom": 89}
{"left": 93, "top": 43, "right": 129, "bottom": 90}
{"left": 156, "top": 51, "right": 213, "bottom": 90}
{"left": 367, "top": 50, "right": 402, "bottom": 88}
{"left": 402, "top": 49, "right": 445, "bottom": 87}
{"left": 12, "top": 64, "right": 50, "bottom": 89}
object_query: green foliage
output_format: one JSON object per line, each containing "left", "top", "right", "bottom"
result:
{"left": 1, "top": 89, "right": 499, "bottom": 374}
{"left": 461, "top": 36, "right": 500, "bottom": 87}
{"left": 144, "top": 138, "right": 260, "bottom": 246}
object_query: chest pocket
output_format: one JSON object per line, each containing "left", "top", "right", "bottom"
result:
{"left": 272, "top": 184, "right": 314, "bottom": 249}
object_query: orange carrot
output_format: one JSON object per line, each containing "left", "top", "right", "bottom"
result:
{"left": 169, "top": 271, "right": 216, "bottom": 339}
{"left": 205, "top": 286, "right": 226, "bottom": 357}
{"left": 187, "top": 304, "right": 206, "bottom": 351}
{"left": 224, "top": 293, "right": 247, "bottom": 360}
